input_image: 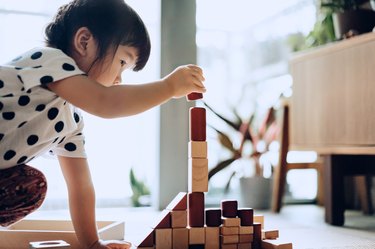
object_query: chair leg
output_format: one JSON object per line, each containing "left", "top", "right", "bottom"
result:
{"left": 355, "top": 175, "right": 374, "bottom": 215}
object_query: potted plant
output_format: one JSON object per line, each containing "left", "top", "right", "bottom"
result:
{"left": 204, "top": 102, "right": 279, "bottom": 209}
{"left": 320, "top": 0, "right": 375, "bottom": 39}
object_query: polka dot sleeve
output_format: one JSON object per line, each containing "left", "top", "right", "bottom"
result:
{"left": 15, "top": 48, "right": 85, "bottom": 91}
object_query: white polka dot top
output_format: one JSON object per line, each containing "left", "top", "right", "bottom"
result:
{"left": 0, "top": 47, "right": 87, "bottom": 169}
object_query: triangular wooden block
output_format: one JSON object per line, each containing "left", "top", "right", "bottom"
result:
{"left": 151, "top": 209, "right": 171, "bottom": 229}
{"left": 166, "top": 192, "right": 187, "bottom": 210}
{"left": 133, "top": 228, "right": 154, "bottom": 247}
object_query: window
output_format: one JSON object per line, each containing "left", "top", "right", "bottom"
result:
{"left": 0, "top": 0, "right": 160, "bottom": 208}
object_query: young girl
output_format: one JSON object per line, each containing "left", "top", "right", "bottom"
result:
{"left": 0, "top": 0, "right": 205, "bottom": 248}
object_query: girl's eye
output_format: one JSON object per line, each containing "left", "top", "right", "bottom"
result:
{"left": 120, "top": 60, "right": 127, "bottom": 67}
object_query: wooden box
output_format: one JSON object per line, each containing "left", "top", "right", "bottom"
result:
{"left": 0, "top": 219, "right": 124, "bottom": 249}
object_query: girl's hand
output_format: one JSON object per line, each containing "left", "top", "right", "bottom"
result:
{"left": 89, "top": 240, "right": 131, "bottom": 249}
{"left": 163, "top": 64, "right": 206, "bottom": 98}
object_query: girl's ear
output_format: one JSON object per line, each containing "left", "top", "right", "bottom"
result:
{"left": 72, "top": 27, "right": 96, "bottom": 57}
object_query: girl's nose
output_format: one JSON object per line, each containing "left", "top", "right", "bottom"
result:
{"left": 114, "top": 75, "right": 122, "bottom": 85}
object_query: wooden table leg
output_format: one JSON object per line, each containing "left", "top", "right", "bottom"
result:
{"left": 323, "top": 155, "right": 345, "bottom": 226}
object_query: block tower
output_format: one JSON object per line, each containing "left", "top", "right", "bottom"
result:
{"left": 134, "top": 92, "right": 293, "bottom": 249}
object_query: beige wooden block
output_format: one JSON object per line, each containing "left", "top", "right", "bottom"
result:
{"left": 29, "top": 240, "right": 70, "bottom": 249}
{"left": 220, "top": 235, "right": 239, "bottom": 244}
{"left": 189, "top": 227, "right": 205, "bottom": 245}
{"left": 205, "top": 227, "right": 220, "bottom": 249}
{"left": 239, "top": 234, "right": 253, "bottom": 243}
{"left": 155, "top": 229, "right": 172, "bottom": 249}
{"left": 172, "top": 228, "right": 189, "bottom": 249}
{"left": 188, "top": 141, "right": 207, "bottom": 158}
{"left": 262, "top": 229, "right": 279, "bottom": 240}
{"left": 220, "top": 226, "right": 239, "bottom": 235}
{"left": 221, "top": 244, "right": 237, "bottom": 249}
{"left": 171, "top": 210, "right": 188, "bottom": 228}
{"left": 238, "top": 242, "right": 252, "bottom": 249}
{"left": 254, "top": 215, "right": 264, "bottom": 229}
{"left": 188, "top": 158, "right": 208, "bottom": 192}
{"left": 261, "top": 239, "right": 293, "bottom": 249}
{"left": 221, "top": 217, "right": 241, "bottom": 227}
{"left": 0, "top": 220, "right": 124, "bottom": 249}
{"left": 239, "top": 226, "right": 254, "bottom": 234}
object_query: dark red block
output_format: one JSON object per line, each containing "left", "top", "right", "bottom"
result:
{"left": 190, "top": 107, "right": 206, "bottom": 141}
{"left": 237, "top": 208, "right": 254, "bottom": 226}
{"left": 188, "top": 192, "right": 205, "bottom": 227}
{"left": 134, "top": 228, "right": 154, "bottom": 247}
{"left": 187, "top": 92, "right": 203, "bottom": 101}
{"left": 166, "top": 192, "right": 187, "bottom": 210}
{"left": 221, "top": 200, "right": 238, "bottom": 218}
{"left": 151, "top": 209, "right": 171, "bottom": 229}
{"left": 205, "top": 208, "right": 222, "bottom": 227}
{"left": 252, "top": 222, "right": 262, "bottom": 249}
{"left": 188, "top": 245, "right": 205, "bottom": 249}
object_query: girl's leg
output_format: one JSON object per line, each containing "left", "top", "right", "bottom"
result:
{"left": 0, "top": 164, "right": 47, "bottom": 227}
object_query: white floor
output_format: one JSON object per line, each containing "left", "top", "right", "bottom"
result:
{"left": 26, "top": 204, "right": 375, "bottom": 249}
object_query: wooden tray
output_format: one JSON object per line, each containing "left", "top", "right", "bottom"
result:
{"left": 0, "top": 219, "right": 124, "bottom": 249}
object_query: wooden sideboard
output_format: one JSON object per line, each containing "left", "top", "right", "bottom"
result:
{"left": 289, "top": 32, "right": 375, "bottom": 226}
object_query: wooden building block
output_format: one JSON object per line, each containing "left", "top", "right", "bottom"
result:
{"left": 238, "top": 242, "right": 252, "bottom": 249}
{"left": 239, "top": 234, "right": 253, "bottom": 243}
{"left": 171, "top": 210, "right": 188, "bottom": 228}
{"left": 187, "top": 92, "right": 203, "bottom": 101}
{"left": 0, "top": 220, "right": 124, "bottom": 249}
{"left": 151, "top": 209, "right": 171, "bottom": 229}
{"left": 205, "top": 227, "right": 220, "bottom": 249}
{"left": 261, "top": 240, "right": 293, "bottom": 249}
{"left": 221, "top": 200, "right": 238, "bottom": 218}
{"left": 220, "top": 235, "right": 239, "bottom": 244}
{"left": 220, "top": 226, "right": 239, "bottom": 235}
{"left": 221, "top": 217, "right": 241, "bottom": 227}
{"left": 166, "top": 192, "right": 187, "bottom": 211}
{"left": 188, "top": 141, "right": 207, "bottom": 158}
{"left": 188, "top": 158, "right": 208, "bottom": 192}
{"left": 189, "top": 107, "right": 206, "bottom": 141}
{"left": 253, "top": 215, "right": 264, "bottom": 229}
{"left": 188, "top": 192, "right": 205, "bottom": 227}
{"left": 262, "top": 229, "right": 279, "bottom": 240}
{"left": 188, "top": 227, "right": 205, "bottom": 245}
{"left": 172, "top": 228, "right": 189, "bottom": 249}
{"left": 29, "top": 240, "right": 70, "bottom": 248}
{"left": 220, "top": 244, "right": 237, "bottom": 249}
{"left": 205, "top": 208, "right": 222, "bottom": 227}
{"left": 155, "top": 229, "right": 172, "bottom": 249}
{"left": 133, "top": 229, "right": 154, "bottom": 247}
{"left": 252, "top": 223, "right": 262, "bottom": 249}
{"left": 237, "top": 208, "right": 253, "bottom": 226}
{"left": 239, "top": 225, "right": 254, "bottom": 234}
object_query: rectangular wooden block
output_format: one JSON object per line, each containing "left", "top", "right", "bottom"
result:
{"left": 220, "top": 235, "right": 239, "bottom": 244}
{"left": 188, "top": 192, "right": 205, "bottom": 227}
{"left": 155, "top": 229, "right": 172, "bottom": 249}
{"left": 237, "top": 208, "right": 254, "bottom": 226}
{"left": 261, "top": 239, "right": 293, "bottom": 249}
{"left": 221, "top": 200, "right": 238, "bottom": 218}
{"left": 166, "top": 192, "right": 187, "bottom": 211}
{"left": 262, "top": 229, "right": 279, "bottom": 240}
{"left": 220, "top": 226, "right": 239, "bottom": 235}
{"left": 189, "top": 227, "right": 205, "bottom": 245}
{"left": 238, "top": 242, "right": 252, "bottom": 249}
{"left": 0, "top": 220, "right": 124, "bottom": 249}
{"left": 252, "top": 223, "right": 262, "bottom": 249}
{"left": 188, "top": 158, "right": 208, "bottom": 192}
{"left": 221, "top": 217, "right": 241, "bottom": 227}
{"left": 189, "top": 107, "right": 206, "bottom": 141}
{"left": 239, "top": 234, "right": 253, "bottom": 243}
{"left": 171, "top": 210, "right": 188, "bottom": 228}
{"left": 188, "top": 141, "right": 207, "bottom": 158}
{"left": 29, "top": 240, "right": 70, "bottom": 249}
{"left": 220, "top": 244, "right": 237, "bottom": 249}
{"left": 205, "top": 208, "right": 222, "bottom": 227}
{"left": 239, "top": 225, "right": 254, "bottom": 234}
{"left": 253, "top": 215, "right": 264, "bottom": 229}
{"left": 205, "top": 227, "right": 220, "bottom": 249}
{"left": 172, "top": 228, "right": 189, "bottom": 249}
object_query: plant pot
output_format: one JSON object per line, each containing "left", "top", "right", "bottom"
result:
{"left": 333, "top": 9, "right": 375, "bottom": 39}
{"left": 239, "top": 176, "right": 272, "bottom": 210}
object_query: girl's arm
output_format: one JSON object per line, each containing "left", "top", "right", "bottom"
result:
{"left": 58, "top": 156, "right": 130, "bottom": 249}
{"left": 48, "top": 65, "right": 205, "bottom": 118}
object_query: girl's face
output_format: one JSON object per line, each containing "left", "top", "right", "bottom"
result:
{"left": 89, "top": 45, "right": 138, "bottom": 87}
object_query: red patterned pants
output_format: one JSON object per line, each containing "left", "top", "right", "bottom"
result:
{"left": 0, "top": 164, "right": 47, "bottom": 227}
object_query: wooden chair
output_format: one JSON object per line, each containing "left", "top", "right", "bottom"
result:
{"left": 271, "top": 100, "right": 373, "bottom": 214}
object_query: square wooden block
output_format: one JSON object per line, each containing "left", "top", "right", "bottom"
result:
{"left": 188, "top": 158, "right": 208, "bottom": 192}
{"left": 171, "top": 210, "right": 188, "bottom": 228}
{"left": 0, "top": 220, "right": 124, "bottom": 249}
{"left": 172, "top": 228, "right": 189, "bottom": 249}
{"left": 155, "top": 229, "right": 172, "bottom": 249}
{"left": 189, "top": 227, "right": 205, "bottom": 245}
{"left": 205, "top": 227, "right": 220, "bottom": 249}
{"left": 188, "top": 141, "right": 207, "bottom": 158}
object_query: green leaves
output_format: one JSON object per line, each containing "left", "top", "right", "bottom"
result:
{"left": 129, "top": 167, "right": 150, "bottom": 207}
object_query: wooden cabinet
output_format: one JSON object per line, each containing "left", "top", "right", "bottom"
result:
{"left": 290, "top": 32, "right": 375, "bottom": 154}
